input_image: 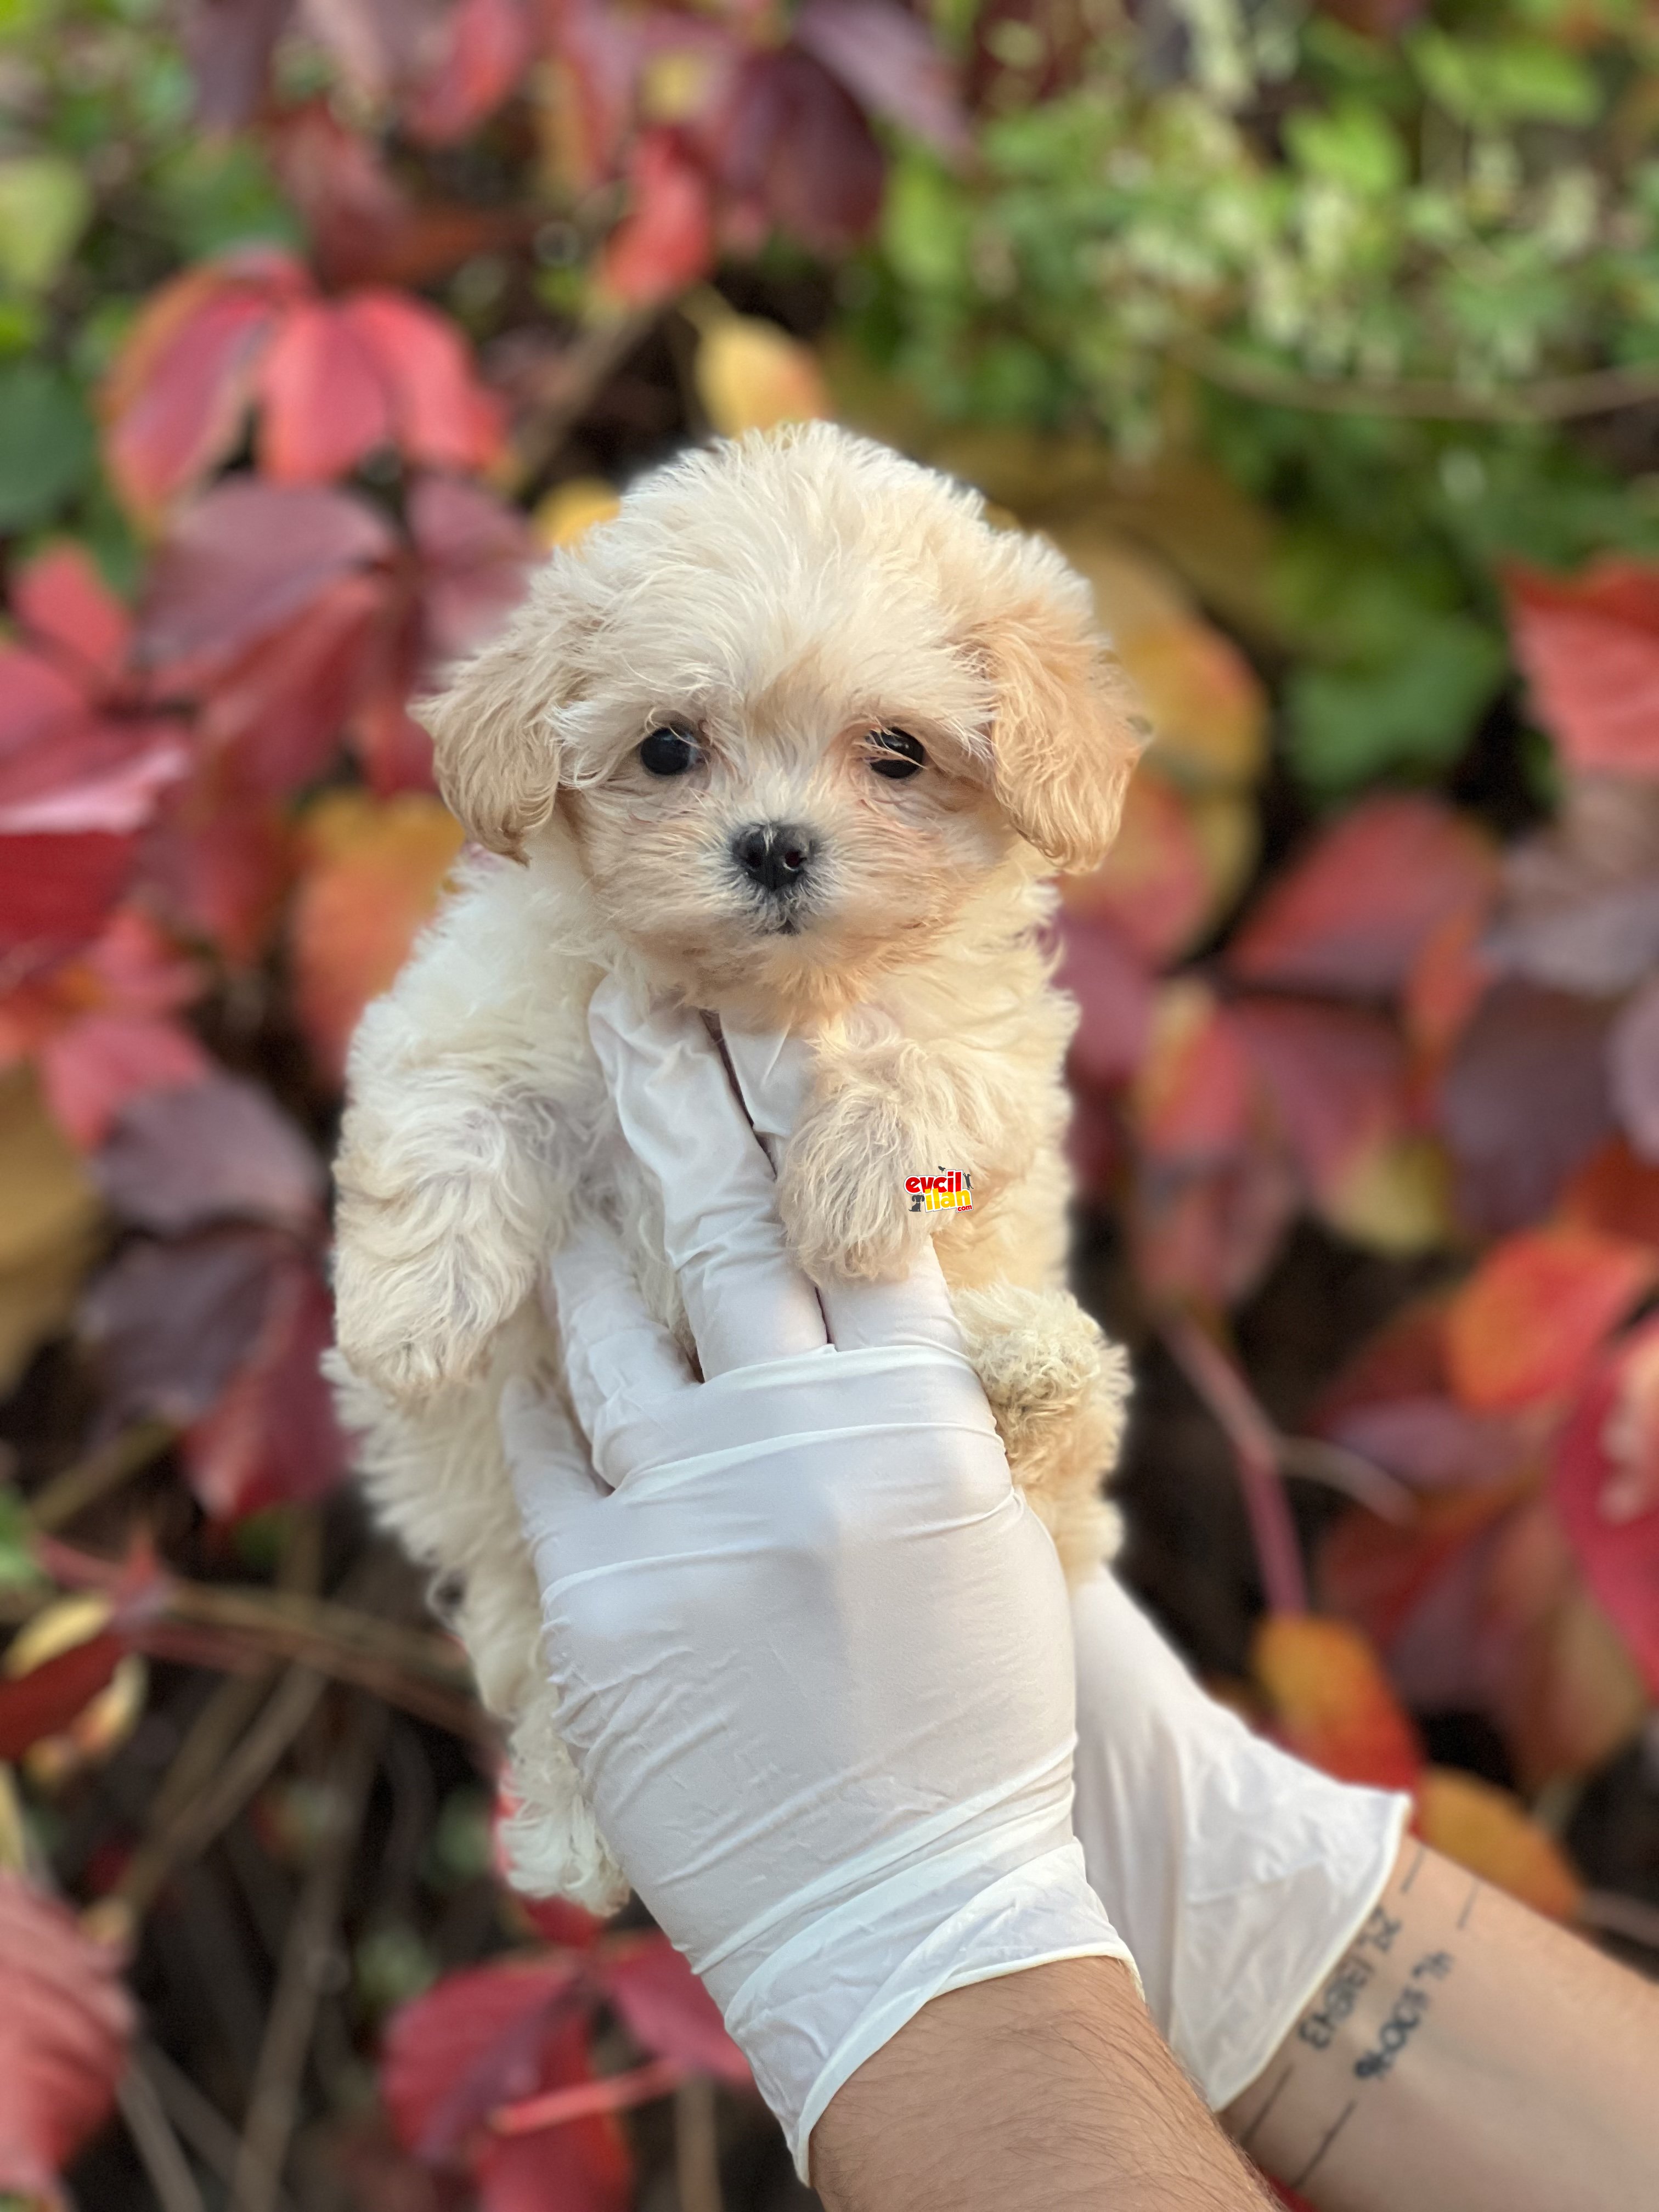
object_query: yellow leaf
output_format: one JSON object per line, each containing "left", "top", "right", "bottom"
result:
{"left": 533, "top": 477, "right": 621, "bottom": 548}
{"left": 26, "top": 1656, "right": 148, "bottom": 1787}
{"left": 4, "top": 1593, "right": 114, "bottom": 1677}
{"left": 1322, "top": 1135, "right": 1456, "bottom": 1256}
{"left": 1413, "top": 1767, "right": 1582, "bottom": 1922}
{"left": 695, "top": 314, "right": 831, "bottom": 437}
{"left": 0, "top": 1070, "right": 100, "bottom": 1392}
{"left": 291, "top": 794, "right": 465, "bottom": 1087}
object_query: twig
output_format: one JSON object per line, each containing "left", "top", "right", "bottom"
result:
{"left": 492, "top": 2058, "right": 686, "bottom": 2135}
{"left": 119, "top": 2061, "right": 209, "bottom": 2212}
{"left": 1276, "top": 1437, "right": 1416, "bottom": 1525}
{"left": 1578, "top": 1889, "right": 1659, "bottom": 1956}
{"left": 29, "top": 1419, "right": 175, "bottom": 1532}
{"left": 115, "top": 1665, "right": 328, "bottom": 1920}
{"left": 511, "top": 309, "right": 657, "bottom": 483}
{"left": 1160, "top": 1310, "right": 1308, "bottom": 1616}
{"left": 1172, "top": 334, "right": 1659, "bottom": 422}
{"left": 135, "top": 2041, "right": 300, "bottom": 2212}
{"left": 675, "top": 2075, "right": 724, "bottom": 2212}
{"left": 230, "top": 1695, "right": 387, "bottom": 2212}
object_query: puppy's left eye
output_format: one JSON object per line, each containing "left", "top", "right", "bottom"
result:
{"left": 870, "top": 729, "right": 926, "bottom": 781}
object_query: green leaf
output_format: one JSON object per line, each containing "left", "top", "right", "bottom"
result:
{"left": 0, "top": 1488, "right": 42, "bottom": 1589}
{"left": 1410, "top": 33, "right": 1600, "bottom": 129}
{"left": 882, "top": 156, "right": 971, "bottom": 293}
{"left": 0, "top": 360, "right": 96, "bottom": 529}
{"left": 0, "top": 157, "right": 91, "bottom": 293}
{"left": 1286, "top": 615, "right": 1508, "bottom": 792}
{"left": 1285, "top": 101, "right": 1407, "bottom": 197}
{"left": 150, "top": 139, "right": 302, "bottom": 260}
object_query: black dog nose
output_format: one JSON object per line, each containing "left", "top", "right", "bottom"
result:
{"left": 732, "top": 822, "right": 814, "bottom": 893}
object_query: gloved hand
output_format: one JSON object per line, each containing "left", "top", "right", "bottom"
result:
{"left": 1068, "top": 1572, "right": 1409, "bottom": 2114}
{"left": 500, "top": 981, "right": 1133, "bottom": 2176}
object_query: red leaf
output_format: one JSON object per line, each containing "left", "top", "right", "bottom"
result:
{"left": 1059, "top": 770, "right": 1211, "bottom": 967}
{"left": 256, "top": 299, "right": 393, "bottom": 483}
{"left": 0, "top": 832, "right": 135, "bottom": 955}
{"left": 200, "top": 571, "right": 390, "bottom": 798}
{"left": 13, "top": 545, "right": 132, "bottom": 682}
{"left": 599, "top": 1937, "right": 749, "bottom": 2086}
{"left": 1444, "top": 1224, "right": 1658, "bottom": 1413}
{"left": 472, "top": 2020, "right": 633, "bottom": 2212}
{"left": 80, "top": 1224, "right": 291, "bottom": 1430}
{"left": 1058, "top": 915, "right": 1155, "bottom": 1090}
{"left": 93, "top": 1069, "right": 324, "bottom": 1237}
{"left": 1131, "top": 1149, "right": 1298, "bottom": 1310}
{"left": 1227, "top": 795, "right": 1496, "bottom": 999}
{"left": 0, "top": 1874, "right": 133, "bottom": 2198}
{"left": 1610, "top": 976, "right": 1659, "bottom": 1163}
{"left": 600, "top": 128, "right": 714, "bottom": 305}
{"left": 404, "top": 0, "right": 534, "bottom": 145}
{"left": 0, "top": 1634, "right": 123, "bottom": 1761}
{"left": 1507, "top": 560, "right": 1659, "bottom": 777}
{"left": 1232, "top": 997, "right": 1404, "bottom": 1204}
{"left": 139, "top": 479, "right": 394, "bottom": 676}
{"left": 721, "top": 49, "right": 884, "bottom": 251}
{"left": 382, "top": 1956, "right": 585, "bottom": 2163}
{"left": 1438, "top": 980, "right": 1616, "bottom": 1235}
{"left": 139, "top": 763, "right": 294, "bottom": 964}
{"left": 346, "top": 292, "right": 505, "bottom": 475}
{"left": 1553, "top": 1319, "right": 1659, "bottom": 1692}
{"left": 794, "top": 0, "right": 969, "bottom": 153}
{"left": 101, "top": 251, "right": 305, "bottom": 517}
{"left": 41, "top": 1012, "right": 210, "bottom": 1150}
{"left": 407, "top": 473, "right": 534, "bottom": 663}
{"left": 184, "top": 1249, "right": 347, "bottom": 1517}
{"left": 1133, "top": 984, "right": 1254, "bottom": 1161}
{"left": 1559, "top": 1138, "right": 1659, "bottom": 1249}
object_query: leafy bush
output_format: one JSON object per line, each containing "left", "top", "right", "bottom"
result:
{"left": 0, "top": 2, "right": 1656, "bottom": 2207}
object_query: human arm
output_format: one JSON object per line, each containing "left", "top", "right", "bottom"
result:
{"left": 1224, "top": 1836, "right": 1659, "bottom": 2212}
{"left": 1064, "top": 1571, "right": 1659, "bottom": 2212}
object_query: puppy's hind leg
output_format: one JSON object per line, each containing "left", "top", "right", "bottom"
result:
{"left": 952, "top": 1280, "right": 1129, "bottom": 1580}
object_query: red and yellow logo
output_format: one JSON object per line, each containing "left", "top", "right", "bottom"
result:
{"left": 907, "top": 1170, "right": 972, "bottom": 1213}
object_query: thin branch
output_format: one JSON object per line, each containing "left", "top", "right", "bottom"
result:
{"left": 1160, "top": 1310, "right": 1308, "bottom": 1616}
{"left": 1275, "top": 1437, "right": 1416, "bottom": 1526}
{"left": 1578, "top": 1889, "right": 1659, "bottom": 1956}
{"left": 1172, "top": 334, "right": 1659, "bottom": 422}
{"left": 230, "top": 1695, "right": 387, "bottom": 2212}
{"left": 492, "top": 2058, "right": 686, "bottom": 2136}
{"left": 119, "top": 2060, "right": 209, "bottom": 2212}
{"left": 134, "top": 2041, "right": 299, "bottom": 2212}
{"left": 510, "top": 309, "right": 657, "bottom": 484}
{"left": 29, "top": 1420, "right": 175, "bottom": 1532}
{"left": 115, "top": 1665, "right": 328, "bottom": 1920}
{"left": 675, "top": 2074, "right": 724, "bottom": 2212}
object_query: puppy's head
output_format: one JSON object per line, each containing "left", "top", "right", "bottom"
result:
{"left": 421, "top": 425, "right": 1143, "bottom": 1016}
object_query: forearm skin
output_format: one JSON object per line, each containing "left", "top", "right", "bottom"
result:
{"left": 1226, "top": 1841, "right": 1659, "bottom": 2212}
{"left": 812, "top": 1958, "right": 1276, "bottom": 2212}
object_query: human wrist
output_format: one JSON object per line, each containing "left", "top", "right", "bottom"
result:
{"left": 812, "top": 1955, "right": 1278, "bottom": 2212}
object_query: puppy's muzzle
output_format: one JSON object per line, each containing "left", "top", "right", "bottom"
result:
{"left": 731, "top": 821, "right": 815, "bottom": 896}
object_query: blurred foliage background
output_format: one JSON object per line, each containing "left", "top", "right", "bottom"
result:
{"left": 2, "top": 0, "right": 1659, "bottom": 2205}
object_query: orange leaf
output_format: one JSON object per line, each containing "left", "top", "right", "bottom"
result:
{"left": 1559, "top": 1137, "right": 1659, "bottom": 1249}
{"left": 1506, "top": 560, "right": 1659, "bottom": 777}
{"left": 1444, "top": 1225, "right": 1658, "bottom": 1413}
{"left": 1251, "top": 1614, "right": 1423, "bottom": 1791}
{"left": 1412, "top": 1768, "right": 1582, "bottom": 1921}
{"left": 290, "top": 793, "right": 463, "bottom": 1085}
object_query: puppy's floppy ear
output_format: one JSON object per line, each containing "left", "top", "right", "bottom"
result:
{"left": 416, "top": 564, "right": 590, "bottom": 859}
{"left": 967, "top": 536, "right": 1146, "bottom": 876}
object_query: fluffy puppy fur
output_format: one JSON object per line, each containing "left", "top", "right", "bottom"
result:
{"left": 330, "top": 423, "right": 1143, "bottom": 1909}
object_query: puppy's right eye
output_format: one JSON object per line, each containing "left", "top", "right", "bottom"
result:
{"left": 639, "top": 726, "right": 701, "bottom": 776}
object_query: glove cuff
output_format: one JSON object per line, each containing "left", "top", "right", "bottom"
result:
{"left": 718, "top": 1833, "right": 1136, "bottom": 2180}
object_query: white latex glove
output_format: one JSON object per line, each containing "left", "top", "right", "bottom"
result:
{"left": 1069, "top": 1573, "right": 1411, "bottom": 2113}
{"left": 500, "top": 980, "right": 1133, "bottom": 2176}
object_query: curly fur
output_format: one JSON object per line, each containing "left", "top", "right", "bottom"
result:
{"left": 331, "top": 425, "right": 1143, "bottom": 1909}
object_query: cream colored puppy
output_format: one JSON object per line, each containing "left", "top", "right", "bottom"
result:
{"left": 330, "top": 424, "right": 1143, "bottom": 1908}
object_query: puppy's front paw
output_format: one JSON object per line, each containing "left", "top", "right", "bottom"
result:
{"left": 953, "top": 1280, "right": 1130, "bottom": 1513}
{"left": 775, "top": 1092, "right": 933, "bottom": 1283}
{"left": 333, "top": 1203, "right": 535, "bottom": 1403}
